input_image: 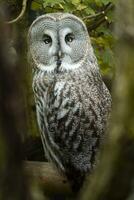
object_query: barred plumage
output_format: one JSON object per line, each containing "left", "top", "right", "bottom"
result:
{"left": 28, "top": 13, "right": 111, "bottom": 192}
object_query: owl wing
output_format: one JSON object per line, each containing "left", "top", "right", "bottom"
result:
{"left": 41, "top": 75, "right": 111, "bottom": 191}
{"left": 45, "top": 78, "right": 110, "bottom": 168}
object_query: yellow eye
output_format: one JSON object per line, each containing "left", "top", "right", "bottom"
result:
{"left": 65, "top": 33, "right": 75, "bottom": 43}
{"left": 43, "top": 34, "right": 52, "bottom": 44}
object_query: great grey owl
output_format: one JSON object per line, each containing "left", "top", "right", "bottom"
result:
{"left": 28, "top": 13, "right": 111, "bottom": 192}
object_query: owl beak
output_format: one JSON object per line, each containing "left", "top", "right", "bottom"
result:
{"left": 56, "top": 58, "right": 62, "bottom": 73}
{"left": 57, "top": 59, "right": 62, "bottom": 67}
{"left": 56, "top": 50, "right": 62, "bottom": 68}
{"left": 58, "top": 50, "right": 62, "bottom": 58}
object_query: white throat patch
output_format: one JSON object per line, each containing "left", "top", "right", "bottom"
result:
{"left": 37, "top": 61, "right": 82, "bottom": 73}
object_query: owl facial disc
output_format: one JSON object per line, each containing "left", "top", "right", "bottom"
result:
{"left": 28, "top": 13, "right": 91, "bottom": 73}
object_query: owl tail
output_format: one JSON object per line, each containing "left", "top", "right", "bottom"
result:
{"left": 65, "top": 164, "right": 85, "bottom": 193}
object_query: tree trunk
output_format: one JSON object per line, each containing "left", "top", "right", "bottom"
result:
{"left": 81, "top": 0, "right": 134, "bottom": 199}
{"left": 0, "top": 9, "right": 31, "bottom": 200}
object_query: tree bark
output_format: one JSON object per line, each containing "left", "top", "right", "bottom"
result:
{"left": 0, "top": 10, "right": 31, "bottom": 200}
{"left": 81, "top": 0, "right": 134, "bottom": 199}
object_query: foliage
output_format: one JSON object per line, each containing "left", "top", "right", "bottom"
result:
{"left": 30, "top": 0, "right": 115, "bottom": 77}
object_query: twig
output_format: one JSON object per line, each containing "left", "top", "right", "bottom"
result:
{"left": 83, "top": 11, "right": 105, "bottom": 20}
{"left": 83, "top": 3, "right": 114, "bottom": 22}
{"left": 6, "top": 0, "right": 28, "bottom": 24}
{"left": 88, "top": 16, "right": 109, "bottom": 31}
{"left": 85, "top": 3, "right": 114, "bottom": 31}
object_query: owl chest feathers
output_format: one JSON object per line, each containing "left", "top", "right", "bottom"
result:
{"left": 33, "top": 68, "right": 111, "bottom": 172}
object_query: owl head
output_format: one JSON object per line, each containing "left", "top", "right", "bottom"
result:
{"left": 28, "top": 13, "right": 95, "bottom": 73}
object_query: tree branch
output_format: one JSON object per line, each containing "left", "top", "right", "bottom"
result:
{"left": 24, "top": 161, "right": 73, "bottom": 197}
{"left": 83, "top": 3, "right": 113, "bottom": 21}
{"left": 87, "top": 16, "right": 108, "bottom": 32}
{"left": 83, "top": 11, "right": 105, "bottom": 21}
{"left": 6, "top": 0, "right": 28, "bottom": 24}
{"left": 84, "top": 3, "right": 114, "bottom": 31}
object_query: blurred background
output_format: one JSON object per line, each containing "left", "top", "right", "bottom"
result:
{"left": 0, "top": 0, "right": 134, "bottom": 200}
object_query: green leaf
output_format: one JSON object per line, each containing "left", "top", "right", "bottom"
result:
{"left": 94, "top": 0, "right": 103, "bottom": 6}
{"left": 77, "top": 4, "right": 87, "bottom": 11}
{"left": 72, "top": 0, "right": 80, "bottom": 5}
{"left": 103, "top": 48, "right": 111, "bottom": 64}
{"left": 31, "top": 1, "right": 42, "bottom": 10}
{"left": 62, "top": 3, "right": 76, "bottom": 13}
{"left": 43, "top": 0, "right": 65, "bottom": 7}
{"left": 85, "top": 7, "right": 95, "bottom": 15}
{"left": 100, "top": 0, "right": 111, "bottom": 5}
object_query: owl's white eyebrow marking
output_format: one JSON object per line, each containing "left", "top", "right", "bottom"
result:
{"left": 60, "top": 27, "right": 72, "bottom": 37}
{"left": 43, "top": 29, "right": 53, "bottom": 37}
